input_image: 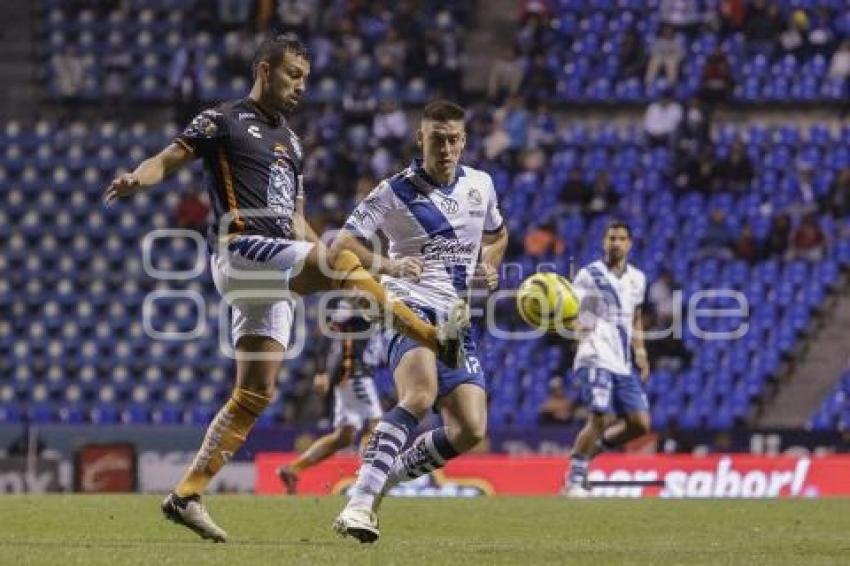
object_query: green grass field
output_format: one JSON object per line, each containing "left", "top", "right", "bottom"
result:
{"left": 2, "top": 496, "right": 849, "bottom": 565}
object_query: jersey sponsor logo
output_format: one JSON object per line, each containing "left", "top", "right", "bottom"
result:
{"left": 420, "top": 236, "right": 476, "bottom": 264}
{"left": 237, "top": 112, "right": 256, "bottom": 121}
{"left": 439, "top": 197, "right": 459, "bottom": 215}
{"left": 247, "top": 125, "right": 262, "bottom": 138}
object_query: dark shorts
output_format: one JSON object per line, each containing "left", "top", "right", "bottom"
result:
{"left": 387, "top": 303, "right": 485, "bottom": 399}
{"left": 577, "top": 367, "right": 649, "bottom": 416}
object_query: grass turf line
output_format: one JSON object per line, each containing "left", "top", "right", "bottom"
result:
{"left": 1, "top": 495, "right": 849, "bottom": 565}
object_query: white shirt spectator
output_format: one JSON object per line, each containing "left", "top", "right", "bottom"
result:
{"left": 372, "top": 106, "right": 408, "bottom": 141}
{"left": 830, "top": 41, "right": 850, "bottom": 79}
{"left": 644, "top": 99, "right": 683, "bottom": 138}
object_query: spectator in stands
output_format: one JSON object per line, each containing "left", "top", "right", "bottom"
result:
{"left": 764, "top": 214, "right": 792, "bottom": 258}
{"left": 827, "top": 168, "right": 850, "bottom": 219}
{"left": 522, "top": 53, "right": 556, "bottom": 103}
{"left": 716, "top": 138, "right": 754, "bottom": 193}
{"left": 174, "top": 187, "right": 211, "bottom": 235}
{"left": 660, "top": 0, "right": 702, "bottom": 38}
{"left": 779, "top": 10, "right": 809, "bottom": 59}
{"left": 342, "top": 81, "right": 378, "bottom": 126}
{"left": 375, "top": 26, "right": 407, "bottom": 79}
{"left": 718, "top": 0, "right": 746, "bottom": 37}
{"left": 276, "top": 0, "right": 314, "bottom": 37}
{"left": 527, "top": 102, "right": 558, "bottom": 152}
{"left": 499, "top": 94, "right": 530, "bottom": 151}
{"left": 52, "top": 46, "right": 87, "bottom": 98}
{"left": 649, "top": 269, "right": 677, "bottom": 327}
{"left": 807, "top": 7, "right": 835, "bottom": 59}
{"left": 676, "top": 144, "right": 717, "bottom": 194}
{"left": 744, "top": 0, "right": 781, "bottom": 53}
{"left": 538, "top": 377, "right": 574, "bottom": 425}
{"left": 644, "top": 89, "right": 683, "bottom": 146}
{"left": 787, "top": 160, "right": 819, "bottom": 217}
{"left": 558, "top": 168, "right": 591, "bottom": 212}
{"left": 618, "top": 27, "right": 647, "bottom": 80}
{"left": 829, "top": 39, "right": 850, "bottom": 80}
{"left": 789, "top": 212, "right": 827, "bottom": 261}
{"left": 519, "top": 0, "right": 553, "bottom": 25}
{"left": 699, "top": 209, "right": 734, "bottom": 259}
{"left": 223, "top": 30, "right": 261, "bottom": 77}
{"left": 734, "top": 223, "right": 763, "bottom": 263}
{"left": 585, "top": 172, "right": 620, "bottom": 218}
{"left": 372, "top": 100, "right": 408, "bottom": 146}
{"left": 524, "top": 220, "right": 565, "bottom": 258}
{"left": 483, "top": 114, "right": 511, "bottom": 161}
{"left": 645, "top": 25, "right": 685, "bottom": 85}
{"left": 488, "top": 46, "right": 524, "bottom": 101}
{"left": 700, "top": 47, "right": 734, "bottom": 105}
{"left": 217, "top": 0, "right": 253, "bottom": 30}
{"left": 678, "top": 96, "right": 710, "bottom": 146}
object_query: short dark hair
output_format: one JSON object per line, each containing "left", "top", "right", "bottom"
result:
{"left": 422, "top": 99, "right": 466, "bottom": 122}
{"left": 252, "top": 34, "right": 309, "bottom": 79}
{"left": 605, "top": 219, "right": 632, "bottom": 238}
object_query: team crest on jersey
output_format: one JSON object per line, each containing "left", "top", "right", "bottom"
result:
{"left": 184, "top": 110, "right": 219, "bottom": 139}
{"left": 439, "top": 197, "right": 459, "bottom": 215}
{"left": 468, "top": 187, "right": 483, "bottom": 206}
{"left": 273, "top": 143, "right": 287, "bottom": 157}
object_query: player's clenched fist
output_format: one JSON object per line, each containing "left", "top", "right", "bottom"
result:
{"left": 104, "top": 172, "right": 141, "bottom": 205}
{"left": 473, "top": 263, "right": 499, "bottom": 291}
{"left": 386, "top": 257, "right": 423, "bottom": 281}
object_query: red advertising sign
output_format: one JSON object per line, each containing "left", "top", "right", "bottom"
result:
{"left": 255, "top": 453, "right": 850, "bottom": 498}
{"left": 74, "top": 443, "right": 137, "bottom": 493}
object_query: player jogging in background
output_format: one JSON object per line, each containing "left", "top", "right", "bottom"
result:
{"left": 277, "top": 299, "right": 385, "bottom": 494}
{"left": 565, "top": 220, "right": 650, "bottom": 497}
{"left": 330, "top": 100, "right": 509, "bottom": 543}
{"left": 103, "top": 35, "right": 468, "bottom": 542}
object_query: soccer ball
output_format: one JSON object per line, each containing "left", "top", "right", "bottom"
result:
{"left": 516, "top": 272, "right": 579, "bottom": 332}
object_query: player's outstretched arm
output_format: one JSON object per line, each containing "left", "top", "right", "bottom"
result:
{"left": 330, "top": 229, "right": 423, "bottom": 281}
{"left": 103, "top": 142, "right": 195, "bottom": 205}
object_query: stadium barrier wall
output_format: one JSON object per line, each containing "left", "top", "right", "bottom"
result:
{"left": 255, "top": 453, "right": 850, "bottom": 498}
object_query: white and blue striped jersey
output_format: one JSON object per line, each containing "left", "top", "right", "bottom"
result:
{"left": 343, "top": 159, "right": 504, "bottom": 318}
{"left": 572, "top": 260, "right": 647, "bottom": 375}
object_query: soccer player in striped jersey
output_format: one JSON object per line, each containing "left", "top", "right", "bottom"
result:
{"left": 331, "top": 100, "right": 509, "bottom": 543}
{"left": 276, "top": 300, "right": 385, "bottom": 494}
{"left": 104, "top": 36, "right": 468, "bottom": 542}
{"left": 565, "top": 221, "right": 651, "bottom": 497}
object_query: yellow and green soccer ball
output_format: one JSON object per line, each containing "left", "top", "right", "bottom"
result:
{"left": 516, "top": 272, "right": 579, "bottom": 332}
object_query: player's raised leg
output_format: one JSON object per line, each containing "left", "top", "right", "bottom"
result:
{"left": 333, "top": 347, "right": 437, "bottom": 543}
{"left": 288, "top": 243, "right": 469, "bottom": 369}
{"left": 163, "top": 335, "right": 282, "bottom": 541}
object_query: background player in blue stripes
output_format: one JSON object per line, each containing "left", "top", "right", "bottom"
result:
{"left": 565, "top": 220, "right": 651, "bottom": 497}
{"left": 330, "top": 100, "right": 508, "bottom": 543}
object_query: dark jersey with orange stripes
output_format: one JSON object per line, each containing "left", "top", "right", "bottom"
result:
{"left": 319, "top": 316, "right": 375, "bottom": 386}
{"left": 174, "top": 98, "right": 304, "bottom": 248}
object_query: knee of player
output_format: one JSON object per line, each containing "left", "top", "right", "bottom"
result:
{"left": 461, "top": 422, "right": 487, "bottom": 448}
{"left": 398, "top": 395, "right": 433, "bottom": 420}
{"left": 628, "top": 414, "right": 651, "bottom": 436}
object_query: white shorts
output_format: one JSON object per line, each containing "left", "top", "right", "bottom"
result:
{"left": 211, "top": 235, "right": 315, "bottom": 348}
{"left": 333, "top": 376, "right": 382, "bottom": 429}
